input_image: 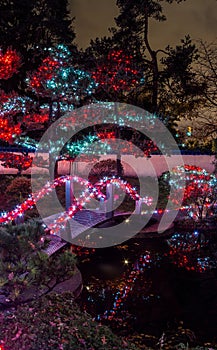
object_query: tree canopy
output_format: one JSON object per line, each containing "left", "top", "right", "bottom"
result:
{"left": 0, "top": 0, "right": 76, "bottom": 92}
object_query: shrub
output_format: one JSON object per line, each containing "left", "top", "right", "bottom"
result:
{"left": 0, "top": 175, "right": 14, "bottom": 194}
{"left": 158, "top": 172, "right": 171, "bottom": 209}
{"left": 0, "top": 220, "right": 76, "bottom": 306}
{"left": 0, "top": 292, "right": 139, "bottom": 350}
{"left": 5, "top": 176, "right": 31, "bottom": 205}
{"left": 89, "top": 159, "right": 124, "bottom": 181}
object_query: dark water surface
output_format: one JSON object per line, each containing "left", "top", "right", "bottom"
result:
{"left": 77, "top": 235, "right": 217, "bottom": 342}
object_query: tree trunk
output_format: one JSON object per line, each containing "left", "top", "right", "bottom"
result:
{"left": 49, "top": 152, "right": 57, "bottom": 181}
{"left": 114, "top": 104, "right": 123, "bottom": 177}
{"left": 212, "top": 139, "right": 217, "bottom": 174}
{"left": 151, "top": 51, "right": 159, "bottom": 113}
{"left": 143, "top": 7, "right": 159, "bottom": 113}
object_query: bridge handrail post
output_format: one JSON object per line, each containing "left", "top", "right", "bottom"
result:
{"left": 106, "top": 183, "right": 114, "bottom": 219}
{"left": 99, "top": 197, "right": 106, "bottom": 212}
{"left": 135, "top": 198, "right": 143, "bottom": 215}
{"left": 66, "top": 178, "right": 74, "bottom": 211}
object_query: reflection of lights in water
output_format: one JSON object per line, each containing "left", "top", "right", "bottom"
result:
{"left": 92, "top": 232, "right": 217, "bottom": 322}
{"left": 197, "top": 257, "right": 217, "bottom": 270}
{"left": 96, "top": 252, "right": 161, "bottom": 321}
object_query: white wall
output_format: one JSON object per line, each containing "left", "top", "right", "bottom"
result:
{"left": 57, "top": 154, "right": 215, "bottom": 177}
{"left": 0, "top": 153, "right": 215, "bottom": 177}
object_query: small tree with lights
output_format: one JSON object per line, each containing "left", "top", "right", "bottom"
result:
{"left": 163, "top": 165, "right": 217, "bottom": 221}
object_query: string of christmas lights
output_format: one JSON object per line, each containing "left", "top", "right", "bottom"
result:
{"left": 167, "top": 231, "right": 217, "bottom": 273}
{"left": 96, "top": 252, "right": 161, "bottom": 321}
{"left": 0, "top": 48, "right": 21, "bottom": 79}
{"left": 0, "top": 153, "right": 33, "bottom": 172}
{"left": 26, "top": 44, "right": 97, "bottom": 104}
{"left": 47, "top": 177, "right": 153, "bottom": 236}
{"left": 164, "top": 165, "right": 217, "bottom": 219}
{"left": 92, "top": 49, "right": 144, "bottom": 94}
{"left": 0, "top": 176, "right": 152, "bottom": 230}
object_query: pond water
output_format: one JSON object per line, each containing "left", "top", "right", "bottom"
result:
{"left": 77, "top": 233, "right": 217, "bottom": 342}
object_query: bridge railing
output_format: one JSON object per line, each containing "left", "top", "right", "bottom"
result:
{"left": 65, "top": 178, "right": 114, "bottom": 217}
{"left": 65, "top": 178, "right": 145, "bottom": 218}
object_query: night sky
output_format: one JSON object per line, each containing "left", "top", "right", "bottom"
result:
{"left": 69, "top": 0, "right": 217, "bottom": 49}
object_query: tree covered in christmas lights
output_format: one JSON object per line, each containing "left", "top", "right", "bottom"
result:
{"left": 163, "top": 165, "right": 217, "bottom": 220}
{"left": 85, "top": 22, "right": 196, "bottom": 172}
{"left": 0, "top": 153, "right": 33, "bottom": 175}
{"left": 91, "top": 49, "right": 144, "bottom": 103}
{"left": 26, "top": 44, "right": 97, "bottom": 120}
{"left": 0, "top": 38, "right": 181, "bottom": 177}
{"left": 0, "top": 48, "right": 22, "bottom": 81}
{"left": 0, "top": 0, "right": 76, "bottom": 90}
{"left": 0, "top": 50, "right": 35, "bottom": 173}
{"left": 0, "top": 45, "right": 98, "bottom": 174}
{"left": 87, "top": 48, "right": 159, "bottom": 174}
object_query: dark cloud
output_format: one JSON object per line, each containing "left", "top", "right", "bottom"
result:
{"left": 69, "top": 0, "right": 217, "bottom": 49}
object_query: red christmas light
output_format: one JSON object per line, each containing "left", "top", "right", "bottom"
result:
{"left": 23, "top": 113, "right": 49, "bottom": 128}
{"left": 0, "top": 175, "right": 152, "bottom": 231}
{"left": 0, "top": 118, "right": 21, "bottom": 143}
{"left": 0, "top": 48, "right": 21, "bottom": 79}
{"left": 28, "top": 57, "right": 60, "bottom": 96}
{"left": 0, "top": 153, "right": 33, "bottom": 171}
{"left": 97, "top": 131, "right": 115, "bottom": 139}
{"left": 92, "top": 49, "right": 143, "bottom": 94}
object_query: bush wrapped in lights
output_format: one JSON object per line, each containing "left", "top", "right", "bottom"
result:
{"left": 163, "top": 165, "right": 217, "bottom": 220}
{"left": 0, "top": 153, "right": 33, "bottom": 174}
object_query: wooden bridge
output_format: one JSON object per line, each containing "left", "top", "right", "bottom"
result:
{"left": 44, "top": 209, "right": 108, "bottom": 256}
{"left": 43, "top": 177, "right": 148, "bottom": 255}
